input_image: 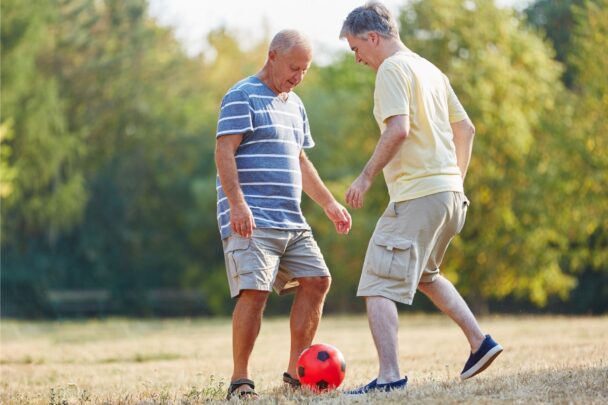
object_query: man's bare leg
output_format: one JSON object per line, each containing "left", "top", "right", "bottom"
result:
{"left": 366, "top": 296, "right": 401, "bottom": 383}
{"left": 231, "top": 289, "right": 269, "bottom": 394}
{"left": 418, "top": 276, "right": 485, "bottom": 351}
{"left": 286, "top": 276, "right": 331, "bottom": 377}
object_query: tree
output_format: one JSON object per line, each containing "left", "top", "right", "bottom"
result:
{"left": 525, "top": 0, "right": 585, "bottom": 87}
{"left": 1, "top": 0, "right": 87, "bottom": 241}
{"left": 559, "top": 0, "right": 608, "bottom": 312}
{"left": 1, "top": 0, "right": 87, "bottom": 316}
{"left": 396, "top": 0, "right": 574, "bottom": 310}
{"left": 525, "top": 0, "right": 608, "bottom": 313}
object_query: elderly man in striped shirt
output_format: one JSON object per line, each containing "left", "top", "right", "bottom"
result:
{"left": 215, "top": 29, "right": 352, "bottom": 399}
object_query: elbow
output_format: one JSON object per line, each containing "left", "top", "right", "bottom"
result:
{"left": 465, "top": 119, "right": 476, "bottom": 138}
{"left": 214, "top": 142, "right": 226, "bottom": 168}
{"left": 395, "top": 128, "right": 409, "bottom": 142}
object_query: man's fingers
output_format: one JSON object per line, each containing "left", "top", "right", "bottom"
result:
{"left": 351, "top": 192, "right": 360, "bottom": 209}
{"left": 341, "top": 209, "right": 352, "bottom": 232}
{"left": 346, "top": 188, "right": 357, "bottom": 208}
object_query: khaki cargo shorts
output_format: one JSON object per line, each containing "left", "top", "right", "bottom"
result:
{"left": 357, "top": 191, "right": 469, "bottom": 305}
{"left": 222, "top": 228, "right": 330, "bottom": 298}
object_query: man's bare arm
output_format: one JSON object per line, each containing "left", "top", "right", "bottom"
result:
{"left": 451, "top": 118, "right": 475, "bottom": 181}
{"left": 345, "top": 114, "right": 409, "bottom": 208}
{"left": 215, "top": 134, "right": 255, "bottom": 238}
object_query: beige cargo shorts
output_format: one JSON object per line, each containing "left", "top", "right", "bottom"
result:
{"left": 222, "top": 228, "right": 330, "bottom": 298}
{"left": 357, "top": 191, "right": 469, "bottom": 305}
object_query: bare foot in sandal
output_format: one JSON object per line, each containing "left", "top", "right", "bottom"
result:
{"left": 226, "top": 378, "right": 258, "bottom": 400}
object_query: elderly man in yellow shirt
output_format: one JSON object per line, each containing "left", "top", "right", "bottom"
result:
{"left": 340, "top": 1, "right": 503, "bottom": 394}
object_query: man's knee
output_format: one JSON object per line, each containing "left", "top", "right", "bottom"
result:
{"left": 237, "top": 289, "right": 270, "bottom": 309}
{"left": 417, "top": 275, "right": 441, "bottom": 294}
{"left": 298, "top": 276, "right": 331, "bottom": 295}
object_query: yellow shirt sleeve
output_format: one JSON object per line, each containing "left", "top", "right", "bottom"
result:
{"left": 444, "top": 75, "right": 469, "bottom": 123}
{"left": 375, "top": 62, "right": 411, "bottom": 124}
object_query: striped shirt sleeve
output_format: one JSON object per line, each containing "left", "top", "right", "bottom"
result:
{"left": 301, "top": 105, "right": 315, "bottom": 149}
{"left": 216, "top": 90, "right": 253, "bottom": 137}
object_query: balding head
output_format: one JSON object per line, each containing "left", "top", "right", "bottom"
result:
{"left": 269, "top": 29, "right": 312, "bottom": 55}
{"left": 257, "top": 29, "right": 312, "bottom": 95}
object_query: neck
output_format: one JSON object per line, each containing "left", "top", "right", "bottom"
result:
{"left": 379, "top": 39, "right": 409, "bottom": 63}
{"left": 256, "top": 65, "right": 281, "bottom": 95}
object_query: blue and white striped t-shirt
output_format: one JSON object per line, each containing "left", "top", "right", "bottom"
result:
{"left": 216, "top": 76, "right": 314, "bottom": 239}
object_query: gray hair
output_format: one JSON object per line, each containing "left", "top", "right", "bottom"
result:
{"left": 339, "top": 1, "right": 399, "bottom": 39}
{"left": 269, "top": 29, "right": 312, "bottom": 54}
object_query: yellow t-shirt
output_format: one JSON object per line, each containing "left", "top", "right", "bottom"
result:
{"left": 373, "top": 50, "right": 468, "bottom": 202}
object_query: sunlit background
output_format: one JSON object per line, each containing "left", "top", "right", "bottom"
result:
{"left": 1, "top": 0, "right": 606, "bottom": 319}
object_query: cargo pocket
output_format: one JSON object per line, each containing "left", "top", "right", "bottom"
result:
{"left": 456, "top": 198, "right": 470, "bottom": 234}
{"left": 225, "top": 237, "right": 252, "bottom": 278}
{"left": 367, "top": 235, "right": 413, "bottom": 281}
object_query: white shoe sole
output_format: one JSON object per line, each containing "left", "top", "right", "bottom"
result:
{"left": 460, "top": 344, "right": 503, "bottom": 380}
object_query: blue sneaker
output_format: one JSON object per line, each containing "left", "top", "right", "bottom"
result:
{"left": 346, "top": 376, "right": 408, "bottom": 395}
{"left": 460, "top": 334, "right": 503, "bottom": 380}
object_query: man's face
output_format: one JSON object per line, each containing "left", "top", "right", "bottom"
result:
{"left": 346, "top": 33, "right": 379, "bottom": 70}
{"left": 269, "top": 45, "right": 312, "bottom": 93}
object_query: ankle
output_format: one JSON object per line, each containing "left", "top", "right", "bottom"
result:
{"left": 377, "top": 371, "right": 401, "bottom": 384}
{"left": 470, "top": 334, "right": 486, "bottom": 353}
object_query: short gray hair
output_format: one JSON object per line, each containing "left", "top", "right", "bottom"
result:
{"left": 269, "top": 29, "right": 312, "bottom": 54}
{"left": 339, "top": 1, "right": 399, "bottom": 39}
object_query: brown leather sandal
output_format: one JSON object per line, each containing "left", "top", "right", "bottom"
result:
{"left": 282, "top": 372, "right": 301, "bottom": 389}
{"left": 226, "top": 378, "right": 258, "bottom": 400}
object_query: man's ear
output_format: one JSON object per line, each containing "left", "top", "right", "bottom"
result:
{"left": 268, "top": 50, "right": 277, "bottom": 62}
{"left": 368, "top": 31, "right": 380, "bottom": 46}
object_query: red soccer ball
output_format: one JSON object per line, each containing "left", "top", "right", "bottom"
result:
{"left": 296, "top": 343, "right": 346, "bottom": 392}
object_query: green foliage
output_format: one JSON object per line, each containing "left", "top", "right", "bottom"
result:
{"left": 397, "top": 0, "right": 574, "bottom": 308}
{"left": 1, "top": 0, "right": 87, "bottom": 241}
{"left": 1, "top": 0, "right": 605, "bottom": 316}
{"left": 568, "top": 0, "right": 608, "bottom": 247}
{"left": 524, "top": 0, "right": 608, "bottom": 312}
{"left": 559, "top": 0, "right": 608, "bottom": 284}
{"left": 0, "top": 121, "right": 17, "bottom": 200}
{"left": 525, "top": 0, "right": 585, "bottom": 86}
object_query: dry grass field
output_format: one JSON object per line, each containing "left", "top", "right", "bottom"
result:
{"left": 1, "top": 314, "right": 607, "bottom": 404}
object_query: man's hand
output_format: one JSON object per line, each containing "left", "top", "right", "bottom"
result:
{"left": 323, "top": 201, "right": 352, "bottom": 234}
{"left": 230, "top": 202, "right": 256, "bottom": 238}
{"left": 345, "top": 174, "right": 373, "bottom": 209}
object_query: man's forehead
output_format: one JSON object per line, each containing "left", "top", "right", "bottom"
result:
{"left": 346, "top": 35, "right": 364, "bottom": 47}
{"left": 282, "top": 46, "right": 312, "bottom": 62}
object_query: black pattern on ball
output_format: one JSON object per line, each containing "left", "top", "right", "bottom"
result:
{"left": 317, "top": 351, "right": 330, "bottom": 361}
{"left": 316, "top": 380, "right": 328, "bottom": 390}
{"left": 341, "top": 359, "right": 346, "bottom": 372}
{"left": 298, "top": 366, "right": 305, "bottom": 377}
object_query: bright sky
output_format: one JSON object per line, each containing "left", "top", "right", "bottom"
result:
{"left": 148, "top": 0, "right": 531, "bottom": 63}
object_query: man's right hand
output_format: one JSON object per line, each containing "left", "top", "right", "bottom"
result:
{"left": 230, "top": 202, "right": 256, "bottom": 238}
{"left": 345, "top": 173, "right": 373, "bottom": 209}
{"left": 323, "top": 201, "right": 352, "bottom": 235}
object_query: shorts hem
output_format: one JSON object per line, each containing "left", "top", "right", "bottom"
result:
{"left": 420, "top": 273, "right": 440, "bottom": 284}
{"left": 231, "top": 283, "right": 272, "bottom": 298}
{"left": 290, "top": 271, "right": 331, "bottom": 279}
{"left": 357, "top": 289, "right": 414, "bottom": 305}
